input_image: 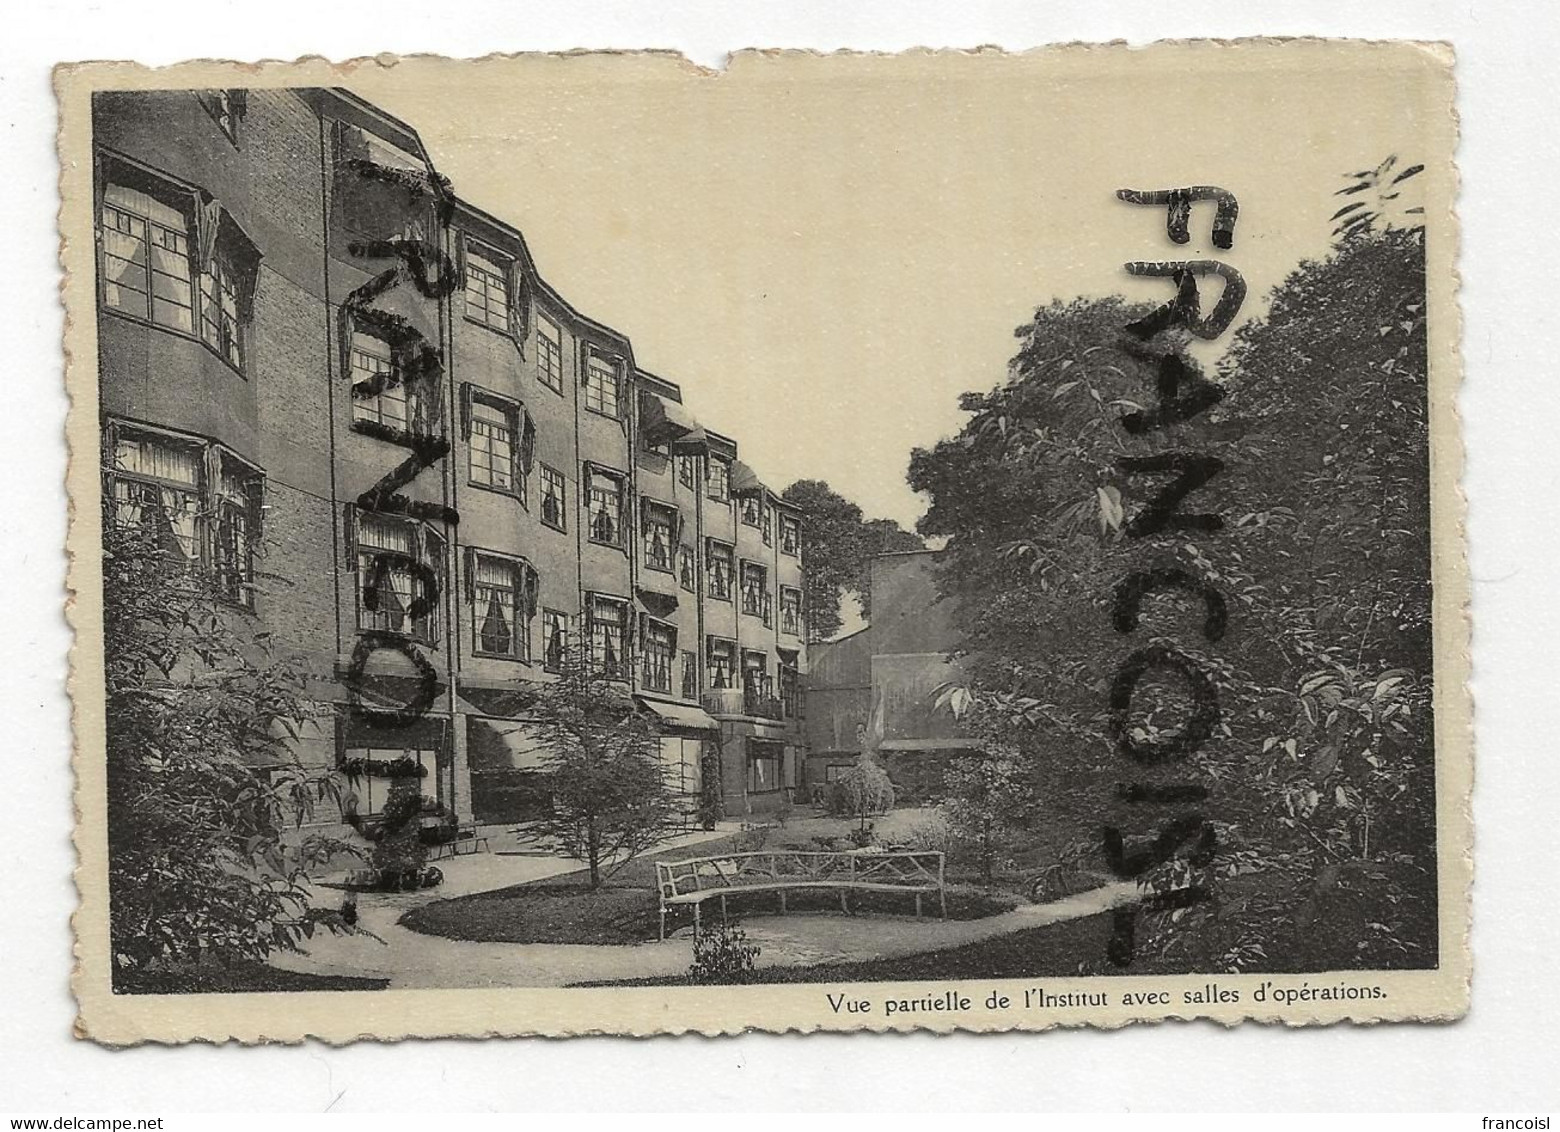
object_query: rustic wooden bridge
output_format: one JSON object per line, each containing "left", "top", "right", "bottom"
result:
{"left": 655, "top": 849, "right": 947, "bottom": 938}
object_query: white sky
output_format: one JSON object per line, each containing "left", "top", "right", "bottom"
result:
{"left": 351, "top": 44, "right": 1441, "bottom": 530}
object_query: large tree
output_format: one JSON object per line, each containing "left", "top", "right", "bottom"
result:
{"left": 104, "top": 510, "right": 355, "bottom": 986}
{"left": 780, "top": 479, "right": 922, "bottom": 640}
{"left": 909, "top": 210, "right": 1434, "bottom": 972}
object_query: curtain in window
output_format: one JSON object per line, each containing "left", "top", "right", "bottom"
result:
{"left": 474, "top": 556, "right": 516, "bottom": 656}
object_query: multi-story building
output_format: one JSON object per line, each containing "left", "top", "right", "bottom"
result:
{"left": 91, "top": 86, "right": 808, "bottom": 827}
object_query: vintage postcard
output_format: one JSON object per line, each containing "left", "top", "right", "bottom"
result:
{"left": 59, "top": 40, "right": 1467, "bottom": 1043}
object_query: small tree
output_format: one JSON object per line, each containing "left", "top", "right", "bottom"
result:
{"left": 529, "top": 641, "right": 677, "bottom": 889}
{"left": 103, "top": 507, "right": 355, "bottom": 984}
{"left": 836, "top": 752, "right": 896, "bottom": 837}
{"left": 940, "top": 744, "right": 1036, "bottom": 888}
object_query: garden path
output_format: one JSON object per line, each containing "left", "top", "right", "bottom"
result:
{"left": 269, "top": 831, "right": 1140, "bottom": 989}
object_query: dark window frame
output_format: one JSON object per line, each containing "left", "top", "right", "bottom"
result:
{"left": 469, "top": 549, "right": 534, "bottom": 662}
{"left": 539, "top": 463, "right": 567, "bottom": 533}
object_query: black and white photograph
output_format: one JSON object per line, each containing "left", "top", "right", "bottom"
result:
{"left": 58, "top": 42, "right": 1467, "bottom": 1042}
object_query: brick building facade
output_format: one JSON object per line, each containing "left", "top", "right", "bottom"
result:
{"left": 92, "top": 87, "right": 808, "bottom": 828}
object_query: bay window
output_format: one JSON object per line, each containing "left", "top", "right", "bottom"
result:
{"left": 104, "top": 423, "right": 262, "bottom": 608}
{"left": 464, "top": 245, "right": 510, "bottom": 332}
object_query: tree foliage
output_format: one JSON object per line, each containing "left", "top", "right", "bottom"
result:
{"left": 780, "top": 479, "right": 923, "bottom": 640}
{"left": 527, "top": 645, "right": 677, "bottom": 889}
{"left": 104, "top": 513, "right": 355, "bottom": 984}
{"left": 908, "top": 211, "right": 1434, "bottom": 971}
{"left": 939, "top": 743, "right": 1037, "bottom": 888}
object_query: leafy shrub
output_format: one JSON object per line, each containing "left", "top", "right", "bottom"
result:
{"left": 847, "top": 823, "right": 876, "bottom": 849}
{"left": 688, "top": 919, "right": 761, "bottom": 984}
{"left": 833, "top": 753, "right": 896, "bottom": 833}
{"left": 731, "top": 824, "right": 772, "bottom": 853}
{"left": 369, "top": 778, "right": 430, "bottom": 883}
{"left": 889, "top": 811, "right": 953, "bottom": 854}
{"left": 941, "top": 747, "right": 1036, "bottom": 888}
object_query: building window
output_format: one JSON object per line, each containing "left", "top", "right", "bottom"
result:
{"left": 470, "top": 552, "right": 534, "bottom": 661}
{"left": 741, "top": 561, "right": 771, "bottom": 624}
{"left": 584, "top": 350, "right": 621, "bottom": 417}
{"left": 677, "top": 545, "right": 697, "bottom": 593}
{"left": 588, "top": 595, "right": 628, "bottom": 680}
{"left": 707, "top": 637, "right": 736, "bottom": 691}
{"left": 677, "top": 454, "right": 697, "bottom": 490}
{"left": 467, "top": 394, "right": 521, "bottom": 497}
{"left": 104, "top": 424, "right": 261, "bottom": 609}
{"left": 99, "top": 181, "right": 195, "bottom": 334}
{"left": 355, "top": 512, "right": 441, "bottom": 642}
{"left": 642, "top": 502, "right": 675, "bottom": 573}
{"left": 537, "top": 317, "right": 564, "bottom": 393}
{"left": 641, "top": 620, "right": 675, "bottom": 694}
{"left": 540, "top": 464, "right": 567, "bottom": 532}
{"left": 340, "top": 746, "right": 439, "bottom": 816}
{"left": 747, "top": 742, "right": 783, "bottom": 794}
{"left": 706, "top": 539, "right": 734, "bottom": 601}
{"left": 780, "top": 514, "right": 800, "bottom": 557}
{"left": 780, "top": 587, "right": 803, "bottom": 637}
{"left": 779, "top": 661, "right": 800, "bottom": 720}
{"left": 762, "top": 504, "right": 773, "bottom": 546}
{"left": 464, "top": 245, "right": 510, "bottom": 332}
{"left": 198, "top": 251, "right": 245, "bottom": 370}
{"left": 542, "top": 608, "right": 568, "bottom": 672}
{"left": 742, "top": 650, "right": 770, "bottom": 699}
{"left": 587, "top": 468, "right": 624, "bottom": 547}
{"left": 98, "top": 173, "right": 256, "bottom": 374}
{"left": 350, "top": 332, "right": 412, "bottom": 433}
{"left": 707, "top": 457, "right": 730, "bottom": 503}
{"left": 740, "top": 494, "right": 763, "bottom": 528}
{"left": 680, "top": 650, "right": 699, "bottom": 700}
{"left": 211, "top": 461, "right": 260, "bottom": 608}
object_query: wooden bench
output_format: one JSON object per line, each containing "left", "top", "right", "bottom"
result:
{"left": 429, "top": 822, "right": 489, "bottom": 861}
{"left": 655, "top": 849, "right": 946, "bottom": 938}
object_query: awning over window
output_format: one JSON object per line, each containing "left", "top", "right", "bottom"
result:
{"left": 636, "top": 585, "right": 680, "bottom": 618}
{"left": 638, "top": 697, "right": 719, "bottom": 733}
{"left": 730, "top": 459, "right": 766, "bottom": 497}
{"left": 670, "top": 426, "right": 711, "bottom": 455}
{"left": 639, "top": 391, "right": 697, "bottom": 447}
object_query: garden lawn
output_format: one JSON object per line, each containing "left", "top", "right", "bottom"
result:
{"left": 401, "top": 833, "right": 1015, "bottom": 946}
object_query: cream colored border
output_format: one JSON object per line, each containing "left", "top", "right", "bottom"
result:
{"left": 60, "top": 41, "right": 1468, "bottom": 1044}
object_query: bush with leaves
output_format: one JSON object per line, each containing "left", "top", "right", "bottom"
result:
{"left": 831, "top": 752, "right": 896, "bottom": 835}
{"left": 528, "top": 643, "right": 678, "bottom": 889}
{"left": 939, "top": 741, "right": 1037, "bottom": 888}
{"left": 103, "top": 510, "right": 357, "bottom": 985}
{"left": 366, "top": 778, "right": 431, "bottom": 889}
{"left": 687, "top": 919, "right": 761, "bottom": 984}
